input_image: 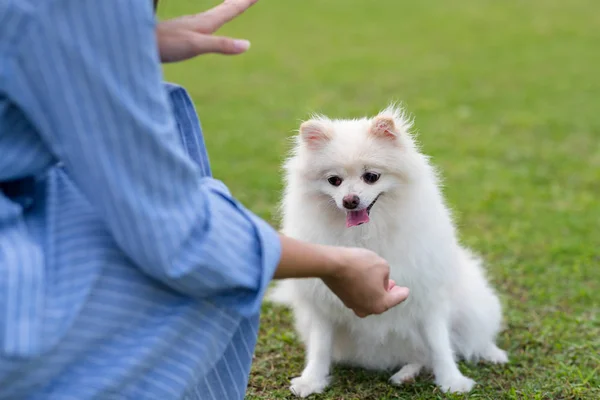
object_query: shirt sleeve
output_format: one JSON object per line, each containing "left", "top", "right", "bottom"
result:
{"left": 8, "top": 0, "right": 281, "bottom": 317}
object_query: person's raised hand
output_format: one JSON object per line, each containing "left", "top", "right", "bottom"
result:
{"left": 156, "top": 0, "right": 259, "bottom": 63}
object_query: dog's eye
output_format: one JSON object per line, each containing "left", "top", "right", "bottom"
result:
{"left": 362, "top": 172, "right": 380, "bottom": 184}
{"left": 327, "top": 176, "right": 343, "bottom": 186}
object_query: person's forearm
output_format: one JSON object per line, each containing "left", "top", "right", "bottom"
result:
{"left": 273, "top": 234, "right": 342, "bottom": 280}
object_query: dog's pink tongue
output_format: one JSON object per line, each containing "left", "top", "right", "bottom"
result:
{"left": 346, "top": 210, "right": 370, "bottom": 227}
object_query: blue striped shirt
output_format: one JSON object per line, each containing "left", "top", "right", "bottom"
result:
{"left": 0, "top": 0, "right": 281, "bottom": 398}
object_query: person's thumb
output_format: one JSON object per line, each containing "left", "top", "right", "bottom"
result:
{"left": 384, "top": 286, "right": 410, "bottom": 309}
{"left": 193, "top": 35, "right": 251, "bottom": 55}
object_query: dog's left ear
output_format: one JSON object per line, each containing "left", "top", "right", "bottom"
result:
{"left": 369, "top": 116, "right": 397, "bottom": 141}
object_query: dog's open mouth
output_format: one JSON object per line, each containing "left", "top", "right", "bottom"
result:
{"left": 346, "top": 195, "right": 381, "bottom": 228}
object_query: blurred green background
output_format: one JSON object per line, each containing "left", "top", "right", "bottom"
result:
{"left": 160, "top": 1, "right": 599, "bottom": 398}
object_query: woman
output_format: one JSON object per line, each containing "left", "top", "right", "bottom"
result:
{"left": 0, "top": 0, "right": 409, "bottom": 398}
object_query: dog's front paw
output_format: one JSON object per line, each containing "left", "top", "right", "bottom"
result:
{"left": 437, "top": 375, "right": 476, "bottom": 393}
{"left": 389, "top": 364, "right": 423, "bottom": 385}
{"left": 290, "top": 375, "right": 331, "bottom": 398}
{"left": 481, "top": 345, "right": 508, "bottom": 364}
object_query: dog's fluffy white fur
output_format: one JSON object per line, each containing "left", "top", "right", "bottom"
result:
{"left": 268, "top": 105, "right": 508, "bottom": 397}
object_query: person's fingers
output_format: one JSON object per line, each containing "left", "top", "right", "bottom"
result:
{"left": 196, "top": 0, "right": 259, "bottom": 33}
{"left": 381, "top": 264, "right": 391, "bottom": 290}
{"left": 387, "top": 279, "right": 397, "bottom": 291}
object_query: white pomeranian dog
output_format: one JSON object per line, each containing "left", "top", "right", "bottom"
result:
{"left": 268, "top": 105, "right": 508, "bottom": 397}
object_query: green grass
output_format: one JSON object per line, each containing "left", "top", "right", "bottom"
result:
{"left": 160, "top": 0, "right": 600, "bottom": 398}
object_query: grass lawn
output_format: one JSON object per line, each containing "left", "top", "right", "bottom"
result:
{"left": 160, "top": 0, "right": 599, "bottom": 398}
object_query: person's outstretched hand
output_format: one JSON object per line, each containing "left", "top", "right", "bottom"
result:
{"left": 275, "top": 235, "right": 410, "bottom": 318}
{"left": 323, "top": 247, "right": 410, "bottom": 318}
{"left": 156, "top": 0, "right": 258, "bottom": 63}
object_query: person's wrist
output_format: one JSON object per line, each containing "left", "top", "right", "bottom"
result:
{"left": 318, "top": 244, "right": 346, "bottom": 281}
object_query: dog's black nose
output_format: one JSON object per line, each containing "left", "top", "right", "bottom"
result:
{"left": 343, "top": 195, "right": 360, "bottom": 210}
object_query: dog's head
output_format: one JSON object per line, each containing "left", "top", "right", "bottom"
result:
{"left": 287, "top": 105, "right": 428, "bottom": 228}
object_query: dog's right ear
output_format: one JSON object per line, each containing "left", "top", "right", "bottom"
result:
{"left": 299, "top": 119, "right": 331, "bottom": 150}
